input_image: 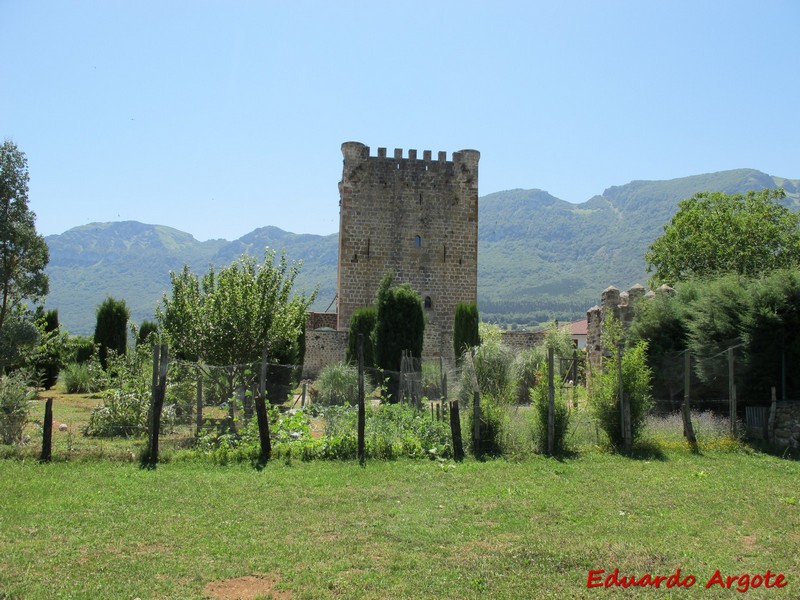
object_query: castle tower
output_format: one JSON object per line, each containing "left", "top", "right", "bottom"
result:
{"left": 337, "top": 141, "right": 480, "bottom": 366}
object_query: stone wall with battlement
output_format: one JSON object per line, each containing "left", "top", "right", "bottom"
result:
{"left": 336, "top": 141, "right": 480, "bottom": 368}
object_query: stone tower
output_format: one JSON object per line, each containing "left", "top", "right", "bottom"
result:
{"left": 337, "top": 141, "right": 480, "bottom": 366}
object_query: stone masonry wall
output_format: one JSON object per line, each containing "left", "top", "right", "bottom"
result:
{"left": 500, "top": 331, "right": 547, "bottom": 354}
{"left": 773, "top": 402, "right": 800, "bottom": 449}
{"left": 586, "top": 283, "right": 667, "bottom": 367}
{"left": 337, "top": 142, "right": 480, "bottom": 368}
{"left": 302, "top": 329, "right": 347, "bottom": 379}
{"left": 306, "top": 312, "right": 337, "bottom": 331}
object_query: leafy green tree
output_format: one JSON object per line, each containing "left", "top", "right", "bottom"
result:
{"left": 94, "top": 297, "right": 130, "bottom": 369}
{"left": 0, "top": 141, "right": 49, "bottom": 370}
{"left": 646, "top": 189, "right": 800, "bottom": 286}
{"left": 453, "top": 302, "right": 480, "bottom": 360}
{"left": 346, "top": 306, "right": 377, "bottom": 367}
{"left": 373, "top": 273, "right": 424, "bottom": 402}
{"left": 158, "top": 250, "right": 314, "bottom": 400}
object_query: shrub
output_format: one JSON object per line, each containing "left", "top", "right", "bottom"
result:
{"left": 94, "top": 296, "right": 129, "bottom": 369}
{"left": 346, "top": 306, "right": 377, "bottom": 367}
{"left": 373, "top": 274, "right": 424, "bottom": 402}
{"left": 458, "top": 339, "right": 515, "bottom": 407}
{"left": 63, "top": 359, "right": 109, "bottom": 394}
{"left": 453, "top": 302, "right": 480, "bottom": 359}
{"left": 315, "top": 362, "right": 359, "bottom": 406}
{"left": 532, "top": 364, "right": 571, "bottom": 455}
{"left": 512, "top": 347, "right": 546, "bottom": 404}
{"left": 589, "top": 340, "right": 653, "bottom": 450}
{"left": 137, "top": 320, "right": 158, "bottom": 346}
{"left": 69, "top": 336, "right": 96, "bottom": 364}
{"left": 84, "top": 389, "right": 175, "bottom": 437}
{"left": 0, "top": 371, "right": 36, "bottom": 445}
{"left": 421, "top": 360, "right": 447, "bottom": 400}
{"left": 465, "top": 393, "right": 506, "bottom": 457}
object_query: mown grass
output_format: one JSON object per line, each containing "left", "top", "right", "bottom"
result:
{"left": 2, "top": 391, "right": 799, "bottom": 598}
{"left": 1, "top": 446, "right": 798, "bottom": 599}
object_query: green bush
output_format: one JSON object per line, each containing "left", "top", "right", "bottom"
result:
{"left": 69, "top": 336, "right": 96, "bottom": 364}
{"left": 137, "top": 320, "right": 158, "bottom": 346}
{"left": 84, "top": 389, "right": 175, "bottom": 437}
{"left": 373, "top": 274, "right": 424, "bottom": 402}
{"left": 314, "top": 362, "right": 359, "bottom": 406}
{"left": 458, "top": 339, "right": 516, "bottom": 407}
{"left": 589, "top": 340, "right": 653, "bottom": 450}
{"left": 346, "top": 306, "right": 377, "bottom": 367}
{"left": 532, "top": 364, "right": 571, "bottom": 455}
{"left": 453, "top": 302, "right": 480, "bottom": 359}
{"left": 63, "top": 359, "right": 109, "bottom": 394}
{"left": 512, "top": 347, "right": 546, "bottom": 404}
{"left": 0, "top": 371, "right": 36, "bottom": 445}
{"left": 465, "top": 393, "right": 506, "bottom": 457}
{"left": 94, "top": 296, "right": 129, "bottom": 370}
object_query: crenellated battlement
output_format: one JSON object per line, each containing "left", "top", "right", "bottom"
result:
{"left": 341, "top": 141, "right": 479, "bottom": 171}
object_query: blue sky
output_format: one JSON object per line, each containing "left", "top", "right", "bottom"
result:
{"left": 2, "top": 1, "right": 798, "bottom": 241}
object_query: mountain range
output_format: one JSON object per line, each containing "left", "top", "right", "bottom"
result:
{"left": 43, "top": 168, "right": 800, "bottom": 335}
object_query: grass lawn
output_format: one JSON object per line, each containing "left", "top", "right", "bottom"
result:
{"left": 1, "top": 446, "right": 798, "bottom": 599}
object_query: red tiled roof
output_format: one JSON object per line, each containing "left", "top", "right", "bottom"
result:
{"left": 569, "top": 319, "right": 588, "bottom": 336}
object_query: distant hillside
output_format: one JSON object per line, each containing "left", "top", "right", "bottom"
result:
{"left": 44, "top": 169, "right": 799, "bottom": 334}
{"left": 45, "top": 221, "right": 337, "bottom": 335}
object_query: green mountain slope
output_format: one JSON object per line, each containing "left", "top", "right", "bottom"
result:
{"left": 44, "top": 169, "right": 799, "bottom": 335}
{"left": 477, "top": 169, "right": 799, "bottom": 327}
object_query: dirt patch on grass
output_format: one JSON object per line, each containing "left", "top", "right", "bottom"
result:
{"left": 203, "top": 574, "right": 291, "bottom": 599}
{"left": 741, "top": 535, "right": 757, "bottom": 548}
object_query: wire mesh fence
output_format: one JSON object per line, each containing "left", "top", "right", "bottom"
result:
{"left": 22, "top": 334, "right": 799, "bottom": 464}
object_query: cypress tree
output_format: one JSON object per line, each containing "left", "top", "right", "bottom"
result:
{"left": 94, "top": 297, "right": 129, "bottom": 369}
{"left": 453, "top": 302, "right": 480, "bottom": 360}
{"left": 347, "top": 306, "right": 377, "bottom": 367}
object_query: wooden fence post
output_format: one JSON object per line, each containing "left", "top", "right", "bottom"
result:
{"left": 548, "top": 347, "right": 555, "bottom": 455}
{"left": 449, "top": 400, "right": 464, "bottom": 462}
{"left": 615, "top": 342, "right": 632, "bottom": 452}
{"left": 467, "top": 349, "right": 483, "bottom": 459}
{"left": 40, "top": 397, "right": 53, "bottom": 463}
{"left": 147, "top": 344, "right": 169, "bottom": 467}
{"left": 255, "top": 347, "right": 271, "bottom": 464}
{"left": 682, "top": 350, "right": 697, "bottom": 448}
{"left": 728, "top": 348, "right": 736, "bottom": 437}
{"left": 195, "top": 374, "right": 203, "bottom": 435}
{"left": 768, "top": 387, "right": 777, "bottom": 445}
{"left": 357, "top": 334, "right": 366, "bottom": 466}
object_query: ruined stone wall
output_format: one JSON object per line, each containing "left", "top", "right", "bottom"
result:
{"left": 586, "top": 283, "right": 659, "bottom": 366}
{"left": 302, "top": 329, "right": 347, "bottom": 379}
{"left": 337, "top": 142, "right": 480, "bottom": 367}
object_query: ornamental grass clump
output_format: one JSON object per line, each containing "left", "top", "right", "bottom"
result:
{"left": 314, "top": 362, "right": 359, "bottom": 406}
